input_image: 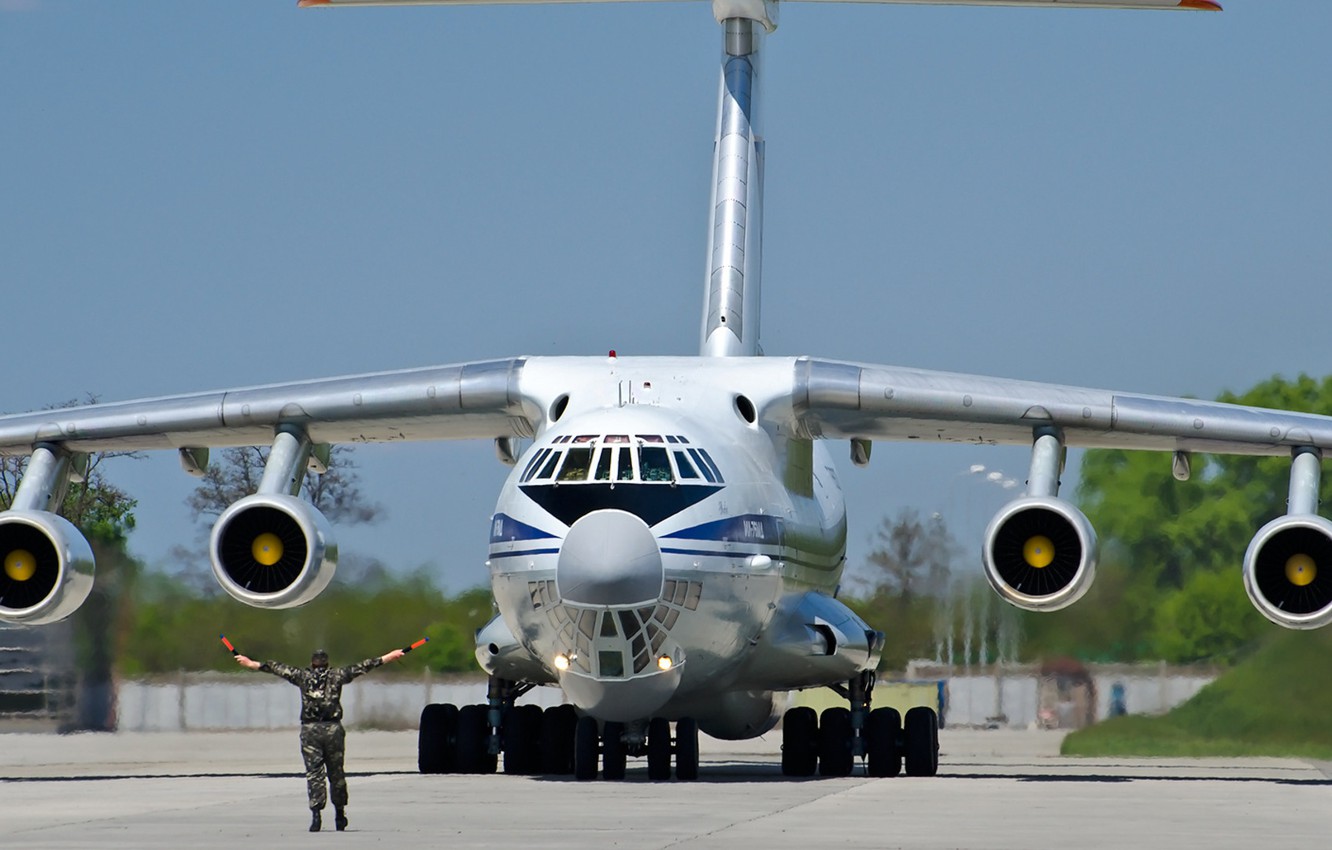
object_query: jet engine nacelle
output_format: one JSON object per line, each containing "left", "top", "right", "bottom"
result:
{"left": 982, "top": 497, "right": 1099, "bottom": 612}
{"left": 1243, "top": 514, "right": 1332, "bottom": 630}
{"left": 0, "top": 510, "right": 95, "bottom": 625}
{"left": 209, "top": 494, "right": 337, "bottom": 609}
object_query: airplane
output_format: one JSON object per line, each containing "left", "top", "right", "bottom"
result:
{"left": 9, "top": 0, "right": 1330, "bottom": 783}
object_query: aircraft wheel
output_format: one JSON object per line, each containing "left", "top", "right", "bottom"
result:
{"left": 904, "top": 706, "right": 939, "bottom": 777}
{"left": 866, "top": 707, "right": 901, "bottom": 778}
{"left": 540, "top": 704, "right": 578, "bottom": 775}
{"left": 781, "top": 706, "right": 818, "bottom": 777}
{"left": 503, "top": 704, "right": 542, "bottom": 775}
{"left": 573, "top": 715, "right": 599, "bottom": 781}
{"left": 818, "top": 707, "right": 853, "bottom": 777}
{"left": 457, "top": 704, "right": 496, "bottom": 774}
{"left": 675, "top": 717, "right": 700, "bottom": 781}
{"left": 418, "top": 703, "right": 458, "bottom": 774}
{"left": 647, "top": 717, "right": 672, "bottom": 780}
{"left": 602, "top": 720, "right": 627, "bottom": 781}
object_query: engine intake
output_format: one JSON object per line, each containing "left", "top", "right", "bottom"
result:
{"left": 210, "top": 494, "right": 337, "bottom": 609}
{"left": 0, "top": 510, "right": 94, "bottom": 625}
{"left": 982, "top": 497, "right": 1098, "bottom": 612}
{"left": 1243, "top": 515, "right": 1332, "bottom": 630}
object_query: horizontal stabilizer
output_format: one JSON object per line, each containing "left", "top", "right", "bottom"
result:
{"left": 300, "top": 0, "right": 1219, "bottom": 11}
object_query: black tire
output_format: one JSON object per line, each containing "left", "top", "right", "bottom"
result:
{"left": 904, "top": 706, "right": 939, "bottom": 777}
{"left": 601, "top": 720, "right": 627, "bottom": 781}
{"left": 675, "top": 717, "right": 700, "bottom": 781}
{"left": 818, "top": 707, "right": 854, "bottom": 777}
{"left": 503, "top": 704, "right": 542, "bottom": 775}
{"left": 457, "top": 704, "right": 496, "bottom": 775}
{"left": 866, "top": 707, "right": 902, "bottom": 778}
{"left": 647, "top": 717, "right": 672, "bottom": 781}
{"left": 573, "top": 715, "right": 599, "bottom": 781}
{"left": 540, "top": 704, "right": 578, "bottom": 775}
{"left": 781, "top": 706, "right": 818, "bottom": 777}
{"left": 418, "top": 703, "right": 458, "bottom": 774}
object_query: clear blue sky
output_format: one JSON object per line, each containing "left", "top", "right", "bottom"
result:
{"left": 2, "top": 1, "right": 1329, "bottom": 592}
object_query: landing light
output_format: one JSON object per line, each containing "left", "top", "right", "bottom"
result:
{"left": 657, "top": 655, "right": 674, "bottom": 671}
{"left": 554, "top": 653, "right": 571, "bottom": 671}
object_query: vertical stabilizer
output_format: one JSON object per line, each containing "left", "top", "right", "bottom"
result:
{"left": 701, "top": 10, "right": 770, "bottom": 358}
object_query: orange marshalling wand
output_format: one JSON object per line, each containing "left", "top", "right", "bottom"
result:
{"left": 403, "top": 637, "right": 429, "bottom": 653}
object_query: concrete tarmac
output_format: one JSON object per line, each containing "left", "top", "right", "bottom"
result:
{"left": 2, "top": 728, "right": 1330, "bottom": 849}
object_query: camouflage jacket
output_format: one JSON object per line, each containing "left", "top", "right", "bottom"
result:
{"left": 260, "top": 657, "right": 384, "bottom": 724}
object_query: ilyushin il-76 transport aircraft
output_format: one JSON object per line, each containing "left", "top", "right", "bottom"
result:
{"left": 11, "top": 0, "right": 1331, "bottom": 783}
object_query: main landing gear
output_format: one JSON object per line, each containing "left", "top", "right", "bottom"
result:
{"left": 417, "top": 676, "right": 700, "bottom": 780}
{"left": 780, "top": 672, "right": 939, "bottom": 778}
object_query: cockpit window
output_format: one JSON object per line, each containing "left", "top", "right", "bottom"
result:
{"left": 593, "top": 448, "right": 613, "bottom": 481}
{"left": 639, "top": 446, "right": 673, "bottom": 482}
{"left": 558, "top": 448, "right": 594, "bottom": 481}
{"left": 536, "top": 450, "right": 563, "bottom": 480}
{"left": 523, "top": 434, "right": 722, "bottom": 487}
{"left": 520, "top": 448, "right": 551, "bottom": 482}
{"left": 673, "top": 450, "right": 699, "bottom": 479}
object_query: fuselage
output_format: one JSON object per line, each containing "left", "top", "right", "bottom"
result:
{"left": 482, "top": 356, "right": 854, "bottom": 737}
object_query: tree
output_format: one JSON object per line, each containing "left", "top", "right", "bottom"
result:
{"left": 847, "top": 509, "right": 961, "bottom": 670}
{"left": 0, "top": 396, "right": 143, "bottom": 730}
{"left": 859, "top": 508, "right": 957, "bottom": 603}
{"left": 186, "top": 445, "right": 381, "bottom": 525}
{"left": 1072, "top": 373, "right": 1332, "bottom": 664}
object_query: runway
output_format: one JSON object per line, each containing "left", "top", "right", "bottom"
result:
{"left": 2, "top": 728, "right": 1329, "bottom": 849}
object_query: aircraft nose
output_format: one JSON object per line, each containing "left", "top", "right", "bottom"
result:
{"left": 557, "top": 509, "right": 662, "bottom": 606}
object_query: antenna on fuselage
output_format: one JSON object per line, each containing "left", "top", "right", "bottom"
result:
{"left": 700, "top": 1, "right": 773, "bottom": 358}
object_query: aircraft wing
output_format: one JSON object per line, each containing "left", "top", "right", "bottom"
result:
{"left": 788, "top": 357, "right": 1332, "bottom": 457}
{"left": 0, "top": 358, "right": 532, "bottom": 456}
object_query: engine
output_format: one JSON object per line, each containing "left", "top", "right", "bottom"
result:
{"left": 1243, "top": 514, "right": 1332, "bottom": 630}
{"left": 982, "top": 496, "right": 1099, "bottom": 612}
{"left": 210, "top": 493, "right": 337, "bottom": 609}
{"left": 0, "top": 510, "right": 95, "bottom": 625}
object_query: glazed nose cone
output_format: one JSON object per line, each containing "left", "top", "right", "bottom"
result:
{"left": 556, "top": 510, "right": 662, "bottom": 606}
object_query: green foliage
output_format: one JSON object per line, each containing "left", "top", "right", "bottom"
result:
{"left": 1063, "top": 627, "right": 1332, "bottom": 758}
{"left": 120, "top": 570, "right": 494, "bottom": 675}
{"left": 1073, "top": 373, "right": 1332, "bottom": 664}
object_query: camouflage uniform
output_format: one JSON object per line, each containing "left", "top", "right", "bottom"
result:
{"left": 260, "top": 656, "right": 385, "bottom": 811}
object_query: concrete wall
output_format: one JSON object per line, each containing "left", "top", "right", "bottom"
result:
{"left": 116, "top": 675, "right": 566, "bottom": 732}
{"left": 113, "top": 663, "right": 1216, "bottom": 732}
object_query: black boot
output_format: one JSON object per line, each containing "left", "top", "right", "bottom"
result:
{"left": 310, "top": 810, "right": 322, "bottom": 832}
{"left": 334, "top": 807, "right": 348, "bottom": 831}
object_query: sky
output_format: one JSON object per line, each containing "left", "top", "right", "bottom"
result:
{"left": 2, "top": 0, "right": 1330, "bottom": 593}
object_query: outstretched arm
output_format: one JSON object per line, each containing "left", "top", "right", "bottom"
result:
{"left": 234, "top": 654, "right": 262, "bottom": 671}
{"left": 380, "top": 649, "right": 406, "bottom": 664}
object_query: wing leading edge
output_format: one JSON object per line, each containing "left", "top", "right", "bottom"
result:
{"left": 789, "top": 357, "right": 1332, "bottom": 457}
{"left": 0, "top": 358, "right": 532, "bottom": 456}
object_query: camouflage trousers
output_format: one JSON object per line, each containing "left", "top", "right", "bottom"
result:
{"left": 299, "top": 721, "right": 348, "bottom": 811}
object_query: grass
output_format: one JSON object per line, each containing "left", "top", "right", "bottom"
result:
{"left": 1062, "top": 628, "right": 1332, "bottom": 759}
